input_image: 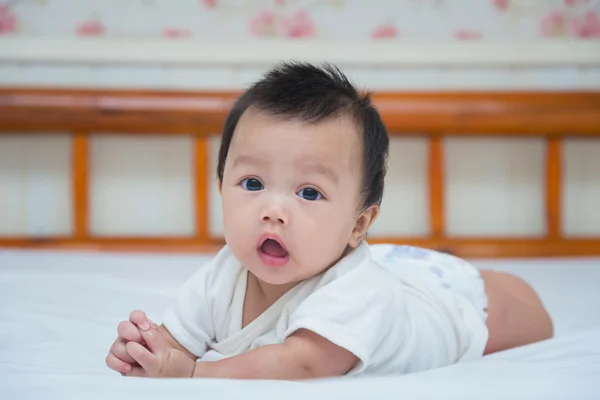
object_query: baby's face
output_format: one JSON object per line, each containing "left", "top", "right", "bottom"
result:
{"left": 220, "top": 108, "right": 367, "bottom": 286}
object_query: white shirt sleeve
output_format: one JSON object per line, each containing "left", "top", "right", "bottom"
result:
{"left": 162, "top": 247, "right": 234, "bottom": 358}
{"left": 284, "top": 245, "right": 404, "bottom": 373}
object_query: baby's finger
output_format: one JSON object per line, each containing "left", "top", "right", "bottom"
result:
{"left": 126, "top": 366, "right": 147, "bottom": 378}
{"left": 106, "top": 352, "right": 132, "bottom": 374}
{"left": 117, "top": 321, "right": 144, "bottom": 344}
{"left": 140, "top": 327, "right": 168, "bottom": 355}
{"left": 129, "top": 310, "right": 151, "bottom": 331}
{"left": 110, "top": 337, "right": 138, "bottom": 364}
{"left": 126, "top": 341, "right": 158, "bottom": 375}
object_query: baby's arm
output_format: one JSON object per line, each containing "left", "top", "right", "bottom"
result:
{"left": 193, "top": 329, "right": 358, "bottom": 379}
{"left": 125, "top": 326, "right": 358, "bottom": 380}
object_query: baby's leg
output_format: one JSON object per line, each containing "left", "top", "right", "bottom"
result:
{"left": 481, "top": 270, "right": 553, "bottom": 355}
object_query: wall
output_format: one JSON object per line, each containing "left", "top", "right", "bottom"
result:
{"left": 2, "top": 0, "right": 599, "bottom": 40}
{"left": 1, "top": 0, "right": 600, "bottom": 90}
{"left": 1, "top": 0, "right": 599, "bottom": 240}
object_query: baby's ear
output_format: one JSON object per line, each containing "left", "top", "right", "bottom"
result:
{"left": 349, "top": 205, "right": 379, "bottom": 248}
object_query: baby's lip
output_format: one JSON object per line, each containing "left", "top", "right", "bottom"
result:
{"left": 257, "top": 233, "right": 287, "bottom": 252}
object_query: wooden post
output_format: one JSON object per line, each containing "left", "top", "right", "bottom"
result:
{"left": 73, "top": 132, "right": 89, "bottom": 240}
{"left": 546, "top": 137, "right": 562, "bottom": 239}
{"left": 428, "top": 137, "right": 445, "bottom": 238}
{"left": 194, "top": 135, "right": 210, "bottom": 242}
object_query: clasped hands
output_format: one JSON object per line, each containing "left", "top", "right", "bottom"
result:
{"left": 106, "top": 311, "right": 195, "bottom": 378}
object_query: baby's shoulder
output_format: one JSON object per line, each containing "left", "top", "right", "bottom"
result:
{"left": 331, "top": 255, "right": 405, "bottom": 300}
{"left": 293, "top": 254, "right": 404, "bottom": 316}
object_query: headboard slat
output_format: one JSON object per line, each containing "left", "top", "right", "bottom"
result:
{"left": 1, "top": 89, "right": 599, "bottom": 135}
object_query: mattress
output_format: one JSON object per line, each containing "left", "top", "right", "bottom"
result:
{"left": 1, "top": 249, "right": 599, "bottom": 399}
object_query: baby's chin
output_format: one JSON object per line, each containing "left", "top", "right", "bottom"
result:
{"left": 231, "top": 243, "right": 341, "bottom": 284}
{"left": 243, "top": 271, "right": 302, "bottom": 295}
{"left": 254, "top": 273, "right": 300, "bottom": 287}
{"left": 243, "top": 257, "right": 312, "bottom": 286}
{"left": 249, "top": 260, "right": 337, "bottom": 287}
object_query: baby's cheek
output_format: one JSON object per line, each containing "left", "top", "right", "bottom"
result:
{"left": 223, "top": 194, "right": 249, "bottom": 225}
{"left": 305, "top": 216, "right": 350, "bottom": 261}
{"left": 222, "top": 207, "right": 247, "bottom": 244}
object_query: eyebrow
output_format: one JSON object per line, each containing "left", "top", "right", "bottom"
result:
{"left": 296, "top": 161, "right": 339, "bottom": 184}
{"left": 232, "top": 154, "right": 339, "bottom": 184}
{"left": 232, "top": 154, "right": 268, "bottom": 169}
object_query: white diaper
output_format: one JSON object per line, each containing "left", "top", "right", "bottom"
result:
{"left": 369, "top": 244, "right": 488, "bottom": 322}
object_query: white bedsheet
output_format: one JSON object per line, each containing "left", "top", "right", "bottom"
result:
{"left": 1, "top": 249, "right": 599, "bottom": 399}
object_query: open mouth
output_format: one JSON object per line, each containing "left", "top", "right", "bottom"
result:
{"left": 258, "top": 237, "right": 289, "bottom": 267}
{"left": 260, "top": 238, "right": 288, "bottom": 257}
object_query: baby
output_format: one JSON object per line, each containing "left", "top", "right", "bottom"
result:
{"left": 106, "top": 62, "right": 553, "bottom": 379}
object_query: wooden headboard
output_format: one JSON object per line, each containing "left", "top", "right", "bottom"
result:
{"left": 1, "top": 88, "right": 599, "bottom": 258}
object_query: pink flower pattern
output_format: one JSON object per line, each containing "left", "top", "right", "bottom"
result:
{"left": 75, "top": 20, "right": 105, "bottom": 36}
{"left": 0, "top": 3, "right": 17, "bottom": 34}
{"left": 492, "top": 0, "right": 509, "bottom": 11}
{"left": 279, "top": 10, "right": 315, "bottom": 38}
{"left": 540, "top": 8, "right": 600, "bottom": 38}
{"left": 371, "top": 24, "right": 400, "bottom": 39}
{"left": 200, "top": 0, "right": 217, "bottom": 9}
{"left": 454, "top": 29, "right": 483, "bottom": 40}
{"left": 564, "top": 0, "right": 591, "bottom": 6}
{"left": 569, "top": 10, "right": 600, "bottom": 38}
{"left": 250, "top": 9, "right": 278, "bottom": 37}
{"left": 250, "top": 9, "right": 315, "bottom": 38}
{"left": 161, "top": 28, "right": 192, "bottom": 39}
{"left": 540, "top": 9, "right": 569, "bottom": 37}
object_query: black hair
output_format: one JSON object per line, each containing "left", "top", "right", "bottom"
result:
{"left": 216, "top": 61, "right": 389, "bottom": 210}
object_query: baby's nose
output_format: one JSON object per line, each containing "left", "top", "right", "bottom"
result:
{"left": 261, "top": 200, "right": 288, "bottom": 225}
{"left": 263, "top": 214, "right": 285, "bottom": 224}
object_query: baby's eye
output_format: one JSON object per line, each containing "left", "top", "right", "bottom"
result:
{"left": 296, "top": 187, "right": 322, "bottom": 201}
{"left": 241, "top": 178, "right": 264, "bottom": 191}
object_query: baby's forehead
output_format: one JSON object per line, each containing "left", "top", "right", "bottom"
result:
{"left": 236, "top": 107, "right": 360, "bottom": 142}
{"left": 231, "top": 109, "right": 363, "bottom": 173}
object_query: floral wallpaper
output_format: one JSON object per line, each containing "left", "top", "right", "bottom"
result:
{"left": 0, "top": 0, "right": 599, "bottom": 40}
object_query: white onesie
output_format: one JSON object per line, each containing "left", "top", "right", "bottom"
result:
{"left": 162, "top": 241, "right": 489, "bottom": 376}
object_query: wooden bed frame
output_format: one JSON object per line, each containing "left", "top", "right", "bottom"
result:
{"left": 1, "top": 88, "right": 599, "bottom": 258}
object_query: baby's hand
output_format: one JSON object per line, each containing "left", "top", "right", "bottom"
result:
{"left": 124, "top": 323, "right": 196, "bottom": 378}
{"left": 106, "top": 310, "right": 156, "bottom": 375}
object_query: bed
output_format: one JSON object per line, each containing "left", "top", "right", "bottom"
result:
{"left": 1, "top": 88, "right": 599, "bottom": 399}
{"left": 1, "top": 250, "right": 599, "bottom": 399}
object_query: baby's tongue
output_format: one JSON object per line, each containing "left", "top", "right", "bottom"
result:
{"left": 261, "top": 239, "right": 287, "bottom": 257}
